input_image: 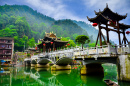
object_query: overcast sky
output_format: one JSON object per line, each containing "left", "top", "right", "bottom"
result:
{"left": 0, "top": 0, "right": 130, "bottom": 44}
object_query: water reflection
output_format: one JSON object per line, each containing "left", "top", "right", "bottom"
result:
{"left": 0, "top": 68, "right": 11, "bottom": 86}
{"left": 81, "top": 75, "right": 106, "bottom": 86}
{"left": 0, "top": 65, "right": 130, "bottom": 86}
{"left": 51, "top": 70, "right": 71, "bottom": 75}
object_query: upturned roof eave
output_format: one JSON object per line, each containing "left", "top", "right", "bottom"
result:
{"left": 87, "top": 13, "right": 110, "bottom": 23}
{"left": 119, "top": 23, "right": 130, "bottom": 30}
{"left": 94, "top": 4, "right": 127, "bottom": 21}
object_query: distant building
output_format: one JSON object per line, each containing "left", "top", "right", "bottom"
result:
{"left": 37, "top": 32, "right": 69, "bottom": 52}
{"left": 0, "top": 37, "right": 14, "bottom": 64}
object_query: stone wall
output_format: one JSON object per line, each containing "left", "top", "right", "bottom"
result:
{"left": 118, "top": 55, "right": 130, "bottom": 81}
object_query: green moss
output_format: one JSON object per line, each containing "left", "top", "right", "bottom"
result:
{"left": 125, "top": 56, "right": 130, "bottom": 79}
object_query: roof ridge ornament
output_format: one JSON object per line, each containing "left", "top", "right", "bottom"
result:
{"left": 106, "top": 3, "right": 108, "bottom": 8}
{"left": 99, "top": 9, "right": 101, "bottom": 12}
{"left": 126, "top": 13, "right": 127, "bottom": 16}
{"left": 87, "top": 16, "right": 90, "bottom": 20}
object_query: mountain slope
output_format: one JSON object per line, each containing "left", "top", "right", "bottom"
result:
{"left": 0, "top": 5, "right": 93, "bottom": 41}
{"left": 0, "top": 4, "right": 55, "bottom": 27}
{"left": 51, "top": 19, "right": 89, "bottom": 40}
{"left": 72, "top": 20, "right": 98, "bottom": 40}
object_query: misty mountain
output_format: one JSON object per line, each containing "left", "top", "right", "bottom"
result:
{"left": 72, "top": 20, "right": 98, "bottom": 40}
{"left": 0, "top": 4, "right": 55, "bottom": 27}
{"left": 0, "top": 4, "right": 97, "bottom": 43}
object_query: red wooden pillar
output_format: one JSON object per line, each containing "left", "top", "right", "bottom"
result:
{"left": 43, "top": 44, "right": 46, "bottom": 52}
{"left": 106, "top": 24, "right": 109, "bottom": 43}
{"left": 98, "top": 24, "right": 102, "bottom": 46}
{"left": 117, "top": 21, "right": 121, "bottom": 46}
{"left": 123, "top": 30, "right": 126, "bottom": 45}
{"left": 53, "top": 42, "right": 55, "bottom": 51}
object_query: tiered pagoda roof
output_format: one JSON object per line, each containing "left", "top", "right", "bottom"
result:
{"left": 87, "top": 4, "right": 130, "bottom": 30}
{"left": 94, "top": 4, "right": 127, "bottom": 21}
{"left": 37, "top": 32, "right": 69, "bottom": 51}
{"left": 87, "top": 4, "right": 130, "bottom": 46}
{"left": 87, "top": 13, "right": 110, "bottom": 24}
{"left": 41, "top": 32, "right": 68, "bottom": 44}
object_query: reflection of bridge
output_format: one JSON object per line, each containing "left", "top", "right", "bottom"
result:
{"left": 24, "top": 67, "right": 72, "bottom": 86}
{"left": 24, "top": 43, "right": 130, "bottom": 81}
{"left": 23, "top": 67, "right": 106, "bottom": 86}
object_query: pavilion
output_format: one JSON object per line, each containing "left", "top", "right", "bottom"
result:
{"left": 87, "top": 4, "right": 130, "bottom": 46}
{"left": 37, "top": 32, "right": 69, "bottom": 52}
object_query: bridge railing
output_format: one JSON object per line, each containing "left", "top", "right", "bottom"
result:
{"left": 49, "top": 47, "right": 76, "bottom": 58}
{"left": 30, "top": 43, "right": 130, "bottom": 61}
{"left": 116, "top": 43, "right": 130, "bottom": 54}
{"left": 73, "top": 43, "right": 130, "bottom": 58}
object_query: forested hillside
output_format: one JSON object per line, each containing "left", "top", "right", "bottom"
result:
{"left": 72, "top": 20, "right": 98, "bottom": 40}
{"left": 0, "top": 4, "right": 98, "bottom": 51}
{"left": 51, "top": 19, "right": 89, "bottom": 40}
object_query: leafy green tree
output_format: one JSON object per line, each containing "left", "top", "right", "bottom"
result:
{"left": 68, "top": 40, "right": 76, "bottom": 47}
{"left": 14, "top": 36, "right": 25, "bottom": 51}
{"left": 75, "top": 35, "right": 90, "bottom": 49}
{"left": 9, "top": 16, "right": 17, "bottom": 25}
{"left": 72, "top": 33, "right": 78, "bottom": 40}
{"left": 61, "top": 37, "right": 76, "bottom": 48}
{"left": 28, "top": 38, "right": 36, "bottom": 48}
{"left": 88, "top": 43, "right": 99, "bottom": 47}
{"left": 0, "top": 27, "right": 17, "bottom": 37}
{"left": 102, "top": 41, "right": 112, "bottom": 45}
{"left": 27, "top": 54, "right": 31, "bottom": 58}
{"left": 22, "top": 35, "right": 28, "bottom": 50}
{"left": 15, "top": 17, "right": 31, "bottom": 38}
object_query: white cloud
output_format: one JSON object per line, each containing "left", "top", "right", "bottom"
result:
{"left": 24, "top": 0, "right": 84, "bottom": 21}
{"left": 83, "top": 0, "right": 127, "bottom": 12}
{"left": 23, "top": 0, "right": 130, "bottom": 44}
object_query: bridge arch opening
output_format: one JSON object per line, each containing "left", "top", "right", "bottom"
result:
{"left": 82, "top": 63, "right": 118, "bottom": 80}
{"left": 102, "top": 63, "right": 118, "bottom": 82}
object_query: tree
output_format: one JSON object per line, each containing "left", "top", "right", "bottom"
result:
{"left": 89, "top": 43, "right": 99, "bottom": 47}
{"left": 28, "top": 38, "right": 36, "bottom": 48}
{"left": 0, "top": 27, "right": 17, "bottom": 37}
{"left": 14, "top": 36, "right": 25, "bottom": 51}
{"left": 102, "top": 41, "right": 112, "bottom": 45}
{"left": 75, "top": 35, "right": 90, "bottom": 49}
{"left": 61, "top": 37, "right": 76, "bottom": 48}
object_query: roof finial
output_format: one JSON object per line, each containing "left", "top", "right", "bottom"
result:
{"left": 106, "top": 3, "right": 108, "bottom": 8}
{"left": 99, "top": 9, "right": 101, "bottom": 12}
{"left": 87, "top": 16, "right": 90, "bottom": 20}
{"left": 126, "top": 13, "right": 128, "bottom": 16}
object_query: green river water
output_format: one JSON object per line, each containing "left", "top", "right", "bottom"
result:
{"left": 0, "top": 64, "right": 130, "bottom": 86}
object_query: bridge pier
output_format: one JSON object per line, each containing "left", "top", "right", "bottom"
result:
{"left": 81, "top": 64, "right": 104, "bottom": 75}
{"left": 51, "top": 65, "right": 71, "bottom": 71}
{"left": 24, "top": 61, "right": 31, "bottom": 66}
{"left": 35, "top": 64, "right": 50, "bottom": 68}
{"left": 118, "top": 55, "right": 130, "bottom": 81}
{"left": 31, "top": 64, "right": 37, "bottom": 67}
